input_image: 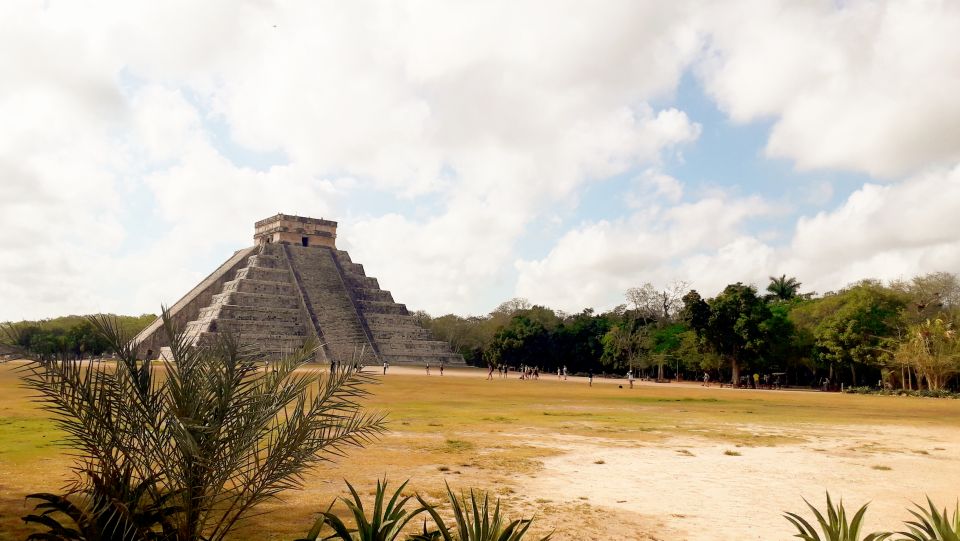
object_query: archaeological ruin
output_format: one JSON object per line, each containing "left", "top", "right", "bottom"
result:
{"left": 134, "top": 214, "right": 464, "bottom": 366}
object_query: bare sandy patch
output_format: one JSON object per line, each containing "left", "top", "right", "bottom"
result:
{"left": 523, "top": 424, "right": 960, "bottom": 540}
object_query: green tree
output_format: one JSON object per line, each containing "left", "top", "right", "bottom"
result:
{"left": 812, "top": 281, "right": 906, "bottom": 386}
{"left": 895, "top": 317, "right": 960, "bottom": 391}
{"left": 684, "top": 284, "right": 774, "bottom": 384}
{"left": 766, "top": 274, "right": 802, "bottom": 301}
{"left": 486, "top": 314, "right": 551, "bottom": 368}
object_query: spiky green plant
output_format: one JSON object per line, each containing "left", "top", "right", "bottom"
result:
{"left": 299, "top": 478, "right": 425, "bottom": 541}
{"left": 784, "top": 493, "right": 892, "bottom": 541}
{"left": 899, "top": 498, "right": 960, "bottom": 541}
{"left": 417, "top": 483, "right": 552, "bottom": 541}
{"left": 14, "top": 309, "right": 386, "bottom": 541}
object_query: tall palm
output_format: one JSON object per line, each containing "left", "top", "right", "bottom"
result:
{"left": 767, "top": 274, "right": 802, "bottom": 301}
{"left": 16, "top": 309, "right": 386, "bottom": 541}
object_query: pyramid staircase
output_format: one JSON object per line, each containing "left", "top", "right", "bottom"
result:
{"left": 147, "top": 241, "right": 463, "bottom": 366}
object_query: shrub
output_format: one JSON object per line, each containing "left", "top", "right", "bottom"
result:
{"left": 15, "top": 311, "right": 385, "bottom": 541}
{"left": 783, "top": 493, "right": 891, "bottom": 541}
{"left": 899, "top": 498, "right": 960, "bottom": 541}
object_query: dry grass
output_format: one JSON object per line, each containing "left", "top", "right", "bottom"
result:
{"left": 2, "top": 363, "right": 960, "bottom": 540}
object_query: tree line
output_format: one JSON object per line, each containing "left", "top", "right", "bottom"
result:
{"left": 422, "top": 272, "right": 960, "bottom": 390}
{"left": 1, "top": 313, "right": 156, "bottom": 360}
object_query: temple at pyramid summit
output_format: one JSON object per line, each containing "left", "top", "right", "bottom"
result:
{"left": 134, "top": 214, "right": 464, "bottom": 366}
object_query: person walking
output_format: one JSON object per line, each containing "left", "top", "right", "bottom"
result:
{"left": 702, "top": 372, "right": 710, "bottom": 387}
{"left": 563, "top": 365, "right": 568, "bottom": 381}
{"left": 440, "top": 361, "right": 445, "bottom": 376}
{"left": 588, "top": 368, "right": 594, "bottom": 387}
{"left": 487, "top": 362, "right": 495, "bottom": 380}
{"left": 628, "top": 370, "right": 635, "bottom": 389}
{"left": 382, "top": 360, "right": 388, "bottom": 375}
{"left": 753, "top": 372, "right": 760, "bottom": 389}
{"left": 426, "top": 363, "right": 431, "bottom": 375}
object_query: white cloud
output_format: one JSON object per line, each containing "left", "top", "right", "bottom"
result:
{"left": 698, "top": 0, "right": 960, "bottom": 177}
{"left": 783, "top": 165, "right": 960, "bottom": 293}
{"left": 514, "top": 186, "right": 775, "bottom": 311}
{"left": 2, "top": 0, "right": 960, "bottom": 322}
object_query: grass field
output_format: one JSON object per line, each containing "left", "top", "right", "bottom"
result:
{"left": 1, "top": 362, "right": 959, "bottom": 540}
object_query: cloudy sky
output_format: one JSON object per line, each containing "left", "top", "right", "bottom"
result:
{"left": 2, "top": 0, "right": 960, "bottom": 322}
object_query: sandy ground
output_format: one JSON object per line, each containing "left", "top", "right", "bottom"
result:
{"left": 5, "top": 361, "right": 958, "bottom": 540}
{"left": 521, "top": 425, "right": 960, "bottom": 540}
{"left": 386, "top": 366, "right": 960, "bottom": 540}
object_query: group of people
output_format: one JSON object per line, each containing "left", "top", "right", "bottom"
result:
{"left": 425, "top": 361, "right": 445, "bottom": 376}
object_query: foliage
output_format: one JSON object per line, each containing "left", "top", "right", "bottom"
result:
{"left": 17, "top": 310, "right": 385, "bottom": 541}
{"left": 899, "top": 498, "right": 960, "bottom": 541}
{"left": 0, "top": 314, "right": 155, "bottom": 361}
{"left": 768, "top": 274, "right": 803, "bottom": 301}
{"left": 784, "top": 493, "right": 892, "bottom": 541}
{"left": 683, "top": 283, "right": 784, "bottom": 383}
{"left": 843, "top": 386, "right": 960, "bottom": 398}
{"left": 811, "top": 282, "right": 906, "bottom": 380}
{"left": 301, "top": 479, "right": 551, "bottom": 541}
{"left": 23, "top": 469, "right": 179, "bottom": 541}
{"left": 301, "top": 478, "right": 424, "bottom": 541}
{"left": 895, "top": 318, "right": 960, "bottom": 391}
{"left": 417, "top": 483, "right": 552, "bottom": 541}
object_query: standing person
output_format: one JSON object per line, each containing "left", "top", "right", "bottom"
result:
{"left": 426, "top": 363, "right": 431, "bottom": 375}
{"left": 382, "top": 360, "right": 388, "bottom": 375}
{"left": 628, "top": 370, "right": 635, "bottom": 389}
{"left": 588, "top": 368, "right": 594, "bottom": 387}
{"left": 563, "top": 365, "right": 568, "bottom": 381}
{"left": 702, "top": 372, "right": 710, "bottom": 387}
{"left": 753, "top": 372, "right": 760, "bottom": 389}
{"left": 487, "top": 362, "right": 495, "bottom": 380}
{"left": 557, "top": 367, "right": 562, "bottom": 380}
{"left": 440, "top": 361, "right": 445, "bottom": 376}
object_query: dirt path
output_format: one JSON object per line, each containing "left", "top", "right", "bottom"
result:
{"left": 522, "top": 424, "right": 960, "bottom": 540}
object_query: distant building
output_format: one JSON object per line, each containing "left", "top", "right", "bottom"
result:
{"left": 134, "top": 214, "right": 463, "bottom": 366}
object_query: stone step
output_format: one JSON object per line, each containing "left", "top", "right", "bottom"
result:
{"left": 214, "top": 291, "right": 301, "bottom": 310}
{"left": 217, "top": 305, "right": 302, "bottom": 323}
{"left": 371, "top": 328, "right": 432, "bottom": 340}
{"left": 213, "top": 318, "right": 307, "bottom": 336}
{"left": 226, "top": 278, "right": 297, "bottom": 296}
{"left": 383, "top": 353, "right": 465, "bottom": 365}
{"left": 235, "top": 266, "right": 290, "bottom": 282}
{"left": 378, "top": 340, "right": 457, "bottom": 355}
{"left": 356, "top": 300, "right": 408, "bottom": 315}
{"left": 352, "top": 289, "right": 395, "bottom": 302}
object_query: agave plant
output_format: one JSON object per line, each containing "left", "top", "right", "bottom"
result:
{"left": 14, "top": 309, "right": 386, "bottom": 541}
{"left": 899, "top": 498, "right": 960, "bottom": 541}
{"left": 784, "top": 493, "right": 892, "bottom": 541}
{"left": 299, "top": 478, "right": 425, "bottom": 541}
{"left": 417, "top": 483, "right": 552, "bottom": 541}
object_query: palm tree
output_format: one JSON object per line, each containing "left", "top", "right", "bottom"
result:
{"left": 15, "top": 309, "right": 386, "bottom": 541}
{"left": 767, "top": 274, "right": 802, "bottom": 301}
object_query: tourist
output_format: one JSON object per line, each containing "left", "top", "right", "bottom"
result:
{"left": 628, "top": 370, "right": 634, "bottom": 389}
{"left": 563, "top": 365, "right": 568, "bottom": 381}
{"left": 440, "top": 361, "right": 444, "bottom": 376}
{"left": 557, "top": 367, "right": 562, "bottom": 380}
{"left": 426, "top": 363, "right": 431, "bottom": 375}
{"left": 702, "top": 372, "right": 710, "bottom": 387}
{"left": 753, "top": 373, "right": 760, "bottom": 389}
{"left": 487, "top": 362, "right": 494, "bottom": 380}
{"left": 588, "top": 368, "right": 594, "bottom": 387}
{"left": 382, "top": 360, "right": 388, "bottom": 375}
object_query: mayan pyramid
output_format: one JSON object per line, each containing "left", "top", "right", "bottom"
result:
{"left": 134, "top": 214, "right": 464, "bottom": 366}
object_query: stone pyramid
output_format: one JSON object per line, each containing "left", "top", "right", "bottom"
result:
{"left": 134, "top": 214, "right": 464, "bottom": 366}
